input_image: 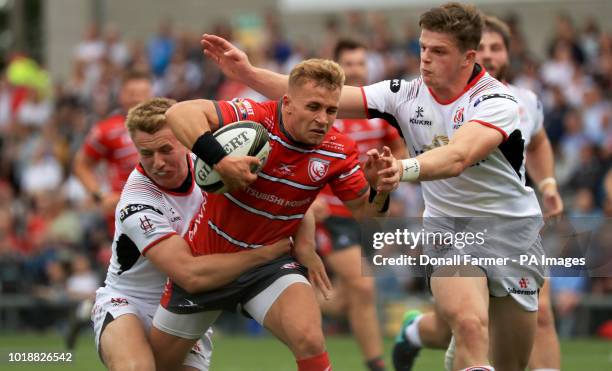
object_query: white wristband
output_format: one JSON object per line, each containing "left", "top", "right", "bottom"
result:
{"left": 400, "top": 158, "right": 420, "bottom": 182}
{"left": 538, "top": 177, "right": 557, "bottom": 192}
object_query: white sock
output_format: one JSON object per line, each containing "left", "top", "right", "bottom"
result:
{"left": 444, "top": 335, "right": 455, "bottom": 371}
{"left": 403, "top": 314, "right": 423, "bottom": 347}
{"left": 458, "top": 366, "right": 494, "bottom": 371}
{"left": 532, "top": 369, "right": 560, "bottom": 371}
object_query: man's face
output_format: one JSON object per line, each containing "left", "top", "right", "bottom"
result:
{"left": 132, "top": 127, "right": 189, "bottom": 189}
{"left": 120, "top": 79, "right": 153, "bottom": 112}
{"left": 477, "top": 31, "right": 509, "bottom": 80}
{"left": 338, "top": 48, "right": 368, "bottom": 86}
{"left": 283, "top": 80, "right": 341, "bottom": 146}
{"left": 419, "top": 29, "right": 472, "bottom": 90}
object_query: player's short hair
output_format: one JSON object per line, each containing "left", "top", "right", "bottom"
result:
{"left": 121, "top": 69, "right": 152, "bottom": 86}
{"left": 333, "top": 38, "right": 367, "bottom": 62}
{"left": 126, "top": 97, "right": 176, "bottom": 136}
{"left": 483, "top": 15, "right": 511, "bottom": 51}
{"left": 288, "top": 59, "right": 345, "bottom": 91}
{"left": 419, "top": 2, "right": 484, "bottom": 52}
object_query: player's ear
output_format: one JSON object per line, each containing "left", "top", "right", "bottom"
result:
{"left": 282, "top": 95, "right": 291, "bottom": 112}
{"left": 464, "top": 49, "right": 476, "bottom": 66}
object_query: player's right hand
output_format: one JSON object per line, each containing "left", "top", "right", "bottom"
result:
{"left": 201, "top": 34, "right": 252, "bottom": 82}
{"left": 214, "top": 155, "right": 260, "bottom": 192}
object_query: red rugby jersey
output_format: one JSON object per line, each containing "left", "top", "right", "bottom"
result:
{"left": 319, "top": 118, "right": 401, "bottom": 218}
{"left": 186, "top": 98, "right": 369, "bottom": 255}
{"left": 81, "top": 114, "right": 139, "bottom": 193}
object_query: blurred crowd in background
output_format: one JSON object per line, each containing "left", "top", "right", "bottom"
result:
{"left": 0, "top": 9, "right": 610, "bottom": 338}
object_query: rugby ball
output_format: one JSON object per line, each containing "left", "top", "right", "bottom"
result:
{"left": 194, "top": 121, "right": 270, "bottom": 193}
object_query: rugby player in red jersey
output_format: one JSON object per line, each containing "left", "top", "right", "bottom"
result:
{"left": 73, "top": 70, "right": 153, "bottom": 235}
{"left": 311, "top": 39, "right": 406, "bottom": 371}
{"left": 149, "top": 59, "right": 399, "bottom": 371}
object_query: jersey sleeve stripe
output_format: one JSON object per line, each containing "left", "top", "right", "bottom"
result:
{"left": 213, "top": 101, "right": 225, "bottom": 128}
{"left": 228, "top": 101, "right": 240, "bottom": 121}
{"left": 471, "top": 120, "right": 509, "bottom": 141}
{"left": 258, "top": 172, "right": 321, "bottom": 190}
{"left": 338, "top": 164, "right": 361, "bottom": 179}
{"left": 141, "top": 232, "right": 178, "bottom": 255}
{"left": 360, "top": 87, "right": 370, "bottom": 118}
{"left": 223, "top": 193, "right": 305, "bottom": 220}
{"left": 208, "top": 220, "right": 263, "bottom": 249}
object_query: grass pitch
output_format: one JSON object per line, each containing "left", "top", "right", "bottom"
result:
{"left": 0, "top": 332, "right": 610, "bottom": 370}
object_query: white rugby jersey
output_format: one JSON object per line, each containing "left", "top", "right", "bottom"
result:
{"left": 362, "top": 66, "right": 541, "bottom": 217}
{"left": 103, "top": 154, "right": 205, "bottom": 302}
{"left": 507, "top": 83, "right": 544, "bottom": 182}
{"left": 508, "top": 84, "right": 544, "bottom": 147}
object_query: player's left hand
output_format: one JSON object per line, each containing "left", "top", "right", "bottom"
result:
{"left": 541, "top": 185, "right": 563, "bottom": 219}
{"left": 293, "top": 246, "right": 333, "bottom": 300}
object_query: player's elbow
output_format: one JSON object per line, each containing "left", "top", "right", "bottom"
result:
{"left": 167, "top": 267, "right": 200, "bottom": 294}
{"left": 447, "top": 150, "right": 470, "bottom": 177}
{"left": 164, "top": 101, "right": 190, "bottom": 125}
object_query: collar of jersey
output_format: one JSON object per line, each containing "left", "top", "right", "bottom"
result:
{"left": 427, "top": 63, "right": 485, "bottom": 105}
{"left": 135, "top": 154, "right": 195, "bottom": 196}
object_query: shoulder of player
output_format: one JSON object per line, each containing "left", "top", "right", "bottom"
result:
{"left": 119, "top": 171, "right": 165, "bottom": 208}
{"left": 115, "top": 175, "right": 172, "bottom": 227}
{"left": 367, "top": 76, "right": 423, "bottom": 102}
{"left": 468, "top": 78, "right": 518, "bottom": 108}
{"left": 508, "top": 84, "right": 539, "bottom": 108}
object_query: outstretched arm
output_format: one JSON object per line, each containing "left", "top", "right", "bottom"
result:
{"left": 378, "top": 122, "right": 505, "bottom": 183}
{"left": 201, "top": 34, "right": 367, "bottom": 119}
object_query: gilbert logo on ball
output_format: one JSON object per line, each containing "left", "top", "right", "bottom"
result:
{"left": 194, "top": 121, "right": 271, "bottom": 193}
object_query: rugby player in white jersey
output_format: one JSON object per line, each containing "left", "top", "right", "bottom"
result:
{"left": 91, "top": 97, "right": 304, "bottom": 371}
{"left": 389, "top": 15, "right": 565, "bottom": 371}
{"left": 199, "top": 3, "right": 547, "bottom": 370}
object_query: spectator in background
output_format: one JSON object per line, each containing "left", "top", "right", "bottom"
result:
{"left": 15, "top": 87, "right": 52, "bottom": 131}
{"left": 581, "top": 82, "right": 611, "bottom": 146}
{"left": 550, "top": 274, "right": 588, "bottom": 338}
{"left": 103, "top": 23, "right": 130, "bottom": 68}
{"left": 548, "top": 13, "right": 585, "bottom": 66}
{"left": 73, "top": 23, "right": 105, "bottom": 67}
{"left": 541, "top": 40, "right": 575, "bottom": 88}
{"left": 65, "top": 253, "right": 98, "bottom": 349}
{"left": 161, "top": 45, "right": 202, "bottom": 100}
{"left": 148, "top": 19, "right": 175, "bottom": 78}
{"left": 20, "top": 142, "right": 63, "bottom": 196}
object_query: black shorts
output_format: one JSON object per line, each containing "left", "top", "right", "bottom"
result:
{"left": 161, "top": 255, "right": 307, "bottom": 315}
{"left": 316, "top": 216, "right": 362, "bottom": 256}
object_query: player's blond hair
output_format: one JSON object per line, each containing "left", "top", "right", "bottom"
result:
{"left": 126, "top": 97, "right": 176, "bottom": 136}
{"left": 288, "top": 59, "right": 345, "bottom": 91}
{"left": 419, "top": 2, "right": 484, "bottom": 52}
